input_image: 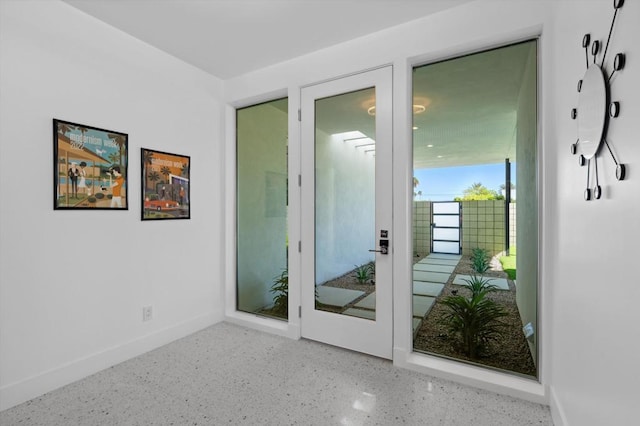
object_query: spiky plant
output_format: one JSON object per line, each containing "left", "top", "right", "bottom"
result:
{"left": 441, "top": 275, "right": 507, "bottom": 359}
{"left": 270, "top": 268, "right": 288, "bottom": 317}
{"left": 471, "top": 247, "right": 490, "bottom": 274}
{"left": 354, "top": 262, "right": 374, "bottom": 284}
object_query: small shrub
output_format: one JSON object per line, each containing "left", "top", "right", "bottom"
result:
{"left": 471, "top": 247, "right": 490, "bottom": 274}
{"left": 95, "top": 192, "right": 105, "bottom": 199}
{"left": 270, "top": 268, "right": 288, "bottom": 317}
{"left": 354, "top": 263, "right": 374, "bottom": 284}
{"left": 87, "top": 196, "right": 97, "bottom": 203}
{"left": 441, "top": 275, "right": 507, "bottom": 359}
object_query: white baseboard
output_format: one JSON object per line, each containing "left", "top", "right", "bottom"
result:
{"left": 0, "top": 311, "right": 222, "bottom": 412}
{"left": 549, "top": 386, "right": 568, "bottom": 426}
{"left": 224, "top": 311, "right": 300, "bottom": 340}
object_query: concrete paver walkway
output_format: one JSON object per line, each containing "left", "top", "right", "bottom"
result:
{"left": 412, "top": 253, "right": 462, "bottom": 335}
{"left": 452, "top": 274, "right": 509, "bottom": 290}
{"left": 317, "top": 253, "right": 463, "bottom": 327}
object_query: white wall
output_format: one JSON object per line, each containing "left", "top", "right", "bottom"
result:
{"left": 226, "top": 0, "right": 640, "bottom": 424}
{"left": 549, "top": 1, "right": 640, "bottom": 425}
{"left": 315, "top": 130, "right": 376, "bottom": 284}
{"left": 0, "top": 0, "right": 225, "bottom": 410}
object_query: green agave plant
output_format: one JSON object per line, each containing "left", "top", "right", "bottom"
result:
{"left": 354, "top": 262, "right": 374, "bottom": 284}
{"left": 441, "top": 275, "right": 507, "bottom": 359}
{"left": 471, "top": 247, "right": 490, "bottom": 274}
{"left": 270, "top": 268, "right": 288, "bottom": 316}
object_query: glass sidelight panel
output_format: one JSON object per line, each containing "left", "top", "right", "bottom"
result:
{"left": 314, "top": 88, "right": 376, "bottom": 320}
{"left": 236, "top": 98, "right": 288, "bottom": 320}
{"left": 412, "top": 40, "right": 538, "bottom": 378}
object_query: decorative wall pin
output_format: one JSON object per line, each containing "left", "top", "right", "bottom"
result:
{"left": 571, "top": 0, "right": 627, "bottom": 200}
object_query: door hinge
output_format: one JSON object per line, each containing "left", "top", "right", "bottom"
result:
{"left": 298, "top": 109, "right": 301, "bottom": 121}
{"left": 298, "top": 305, "right": 302, "bottom": 318}
{"left": 298, "top": 240, "right": 301, "bottom": 253}
{"left": 298, "top": 174, "right": 302, "bottom": 187}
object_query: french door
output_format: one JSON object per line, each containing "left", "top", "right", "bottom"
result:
{"left": 300, "top": 67, "right": 393, "bottom": 359}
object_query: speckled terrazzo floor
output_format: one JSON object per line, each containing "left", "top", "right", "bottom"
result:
{"left": 0, "top": 322, "right": 553, "bottom": 425}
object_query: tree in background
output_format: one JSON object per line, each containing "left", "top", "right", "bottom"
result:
{"left": 413, "top": 176, "right": 422, "bottom": 199}
{"left": 454, "top": 182, "right": 502, "bottom": 201}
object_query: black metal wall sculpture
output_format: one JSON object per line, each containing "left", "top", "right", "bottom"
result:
{"left": 570, "top": 0, "right": 627, "bottom": 200}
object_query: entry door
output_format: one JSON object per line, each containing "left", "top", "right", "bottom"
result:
{"left": 431, "top": 201, "right": 461, "bottom": 254}
{"left": 300, "top": 67, "right": 392, "bottom": 359}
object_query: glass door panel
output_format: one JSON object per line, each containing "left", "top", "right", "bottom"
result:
{"left": 314, "top": 88, "right": 376, "bottom": 320}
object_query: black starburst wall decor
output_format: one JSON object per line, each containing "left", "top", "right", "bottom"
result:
{"left": 570, "top": 0, "right": 628, "bottom": 201}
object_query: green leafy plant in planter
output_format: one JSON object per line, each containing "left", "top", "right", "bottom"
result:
{"left": 270, "top": 268, "right": 288, "bottom": 317}
{"left": 471, "top": 247, "right": 490, "bottom": 274}
{"left": 441, "top": 275, "right": 507, "bottom": 359}
{"left": 354, "top": 262, "right": 374, "bottom": 284}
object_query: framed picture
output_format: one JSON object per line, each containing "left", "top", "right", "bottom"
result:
{"left": 141, "top": 148, "right": 190, "bottom": 220}
{"left": 53, "top": 119, "right": 128, "bottom": 210}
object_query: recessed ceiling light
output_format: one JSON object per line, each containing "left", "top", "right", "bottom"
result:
{"left": 427, "top": 144, "right": 434, "bottom": 148}
{"left": 413, "top": 126, "right": 418, "bottom": 130}
{"left": 413, "top": 104, "right": 426, "bottom": 114}
{"left": 368, "top": 104, "right": 426, "bottom": 116}
{"left": 437, "top": 155, "right": 443, "bottom": 158}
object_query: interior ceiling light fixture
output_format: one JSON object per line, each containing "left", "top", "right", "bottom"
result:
{"left": 570, "top": 0, "right": 627, "bottom": 201}
{"left": 367, "top": 104, "right": 426, "bottom": 116}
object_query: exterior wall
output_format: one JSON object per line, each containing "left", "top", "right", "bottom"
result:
{"left": 509, "top": 203, "right": 517, "bottom": 249}
{"left": 515, "top": 42, "right": 539, "bottom": 366}
{"left": 412, "top": 201, "right": 431, "bottom": 257}
{"left": 315, "top": 131, "right": 375, "bottom": 284}
{"left": 461, "top": 200, "right": 506, "bottom": 257}
{"left": 413, "top": 200, "right": 516, "bottom": 258}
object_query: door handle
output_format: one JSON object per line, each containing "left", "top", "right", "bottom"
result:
{"left": 368, "top": 247, "right": 388, "bottom": 254}
{"left": 369, "top": 239, "right": 389, "bottom": 255}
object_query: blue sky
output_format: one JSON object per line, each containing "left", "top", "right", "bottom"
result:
{"left": 413, "top": 162, "right": 516, "bottom": 201}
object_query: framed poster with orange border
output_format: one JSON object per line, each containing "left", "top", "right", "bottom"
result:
{"left": 141, "top": 148, "right": 190, "bottom": 220}
{"left": 53, "top": 119, "right": 128, "bottom": 210}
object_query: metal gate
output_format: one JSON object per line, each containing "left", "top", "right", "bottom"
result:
{"left": 431, "top": 201, "right": 461, "bottom": 254}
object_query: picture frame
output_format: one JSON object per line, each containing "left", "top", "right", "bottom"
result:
{"left": 141, "top": 148, "right": 190, "bottom": 221}
{"left": 53, "top": 119, "right": 128, "bottom": 210}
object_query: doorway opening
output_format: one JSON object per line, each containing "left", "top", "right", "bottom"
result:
{"left": 411, "top": 40, "right": 539, "bottom": 378}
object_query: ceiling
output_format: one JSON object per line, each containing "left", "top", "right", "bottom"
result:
{"left": 63, "top": 0, "right": 473, "bottom": 80}
{"left": 412, "top": 41, "right": 536, "bottom": 168}
{"left": 63, "top": 1, "right": 535, "bottom": 170}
